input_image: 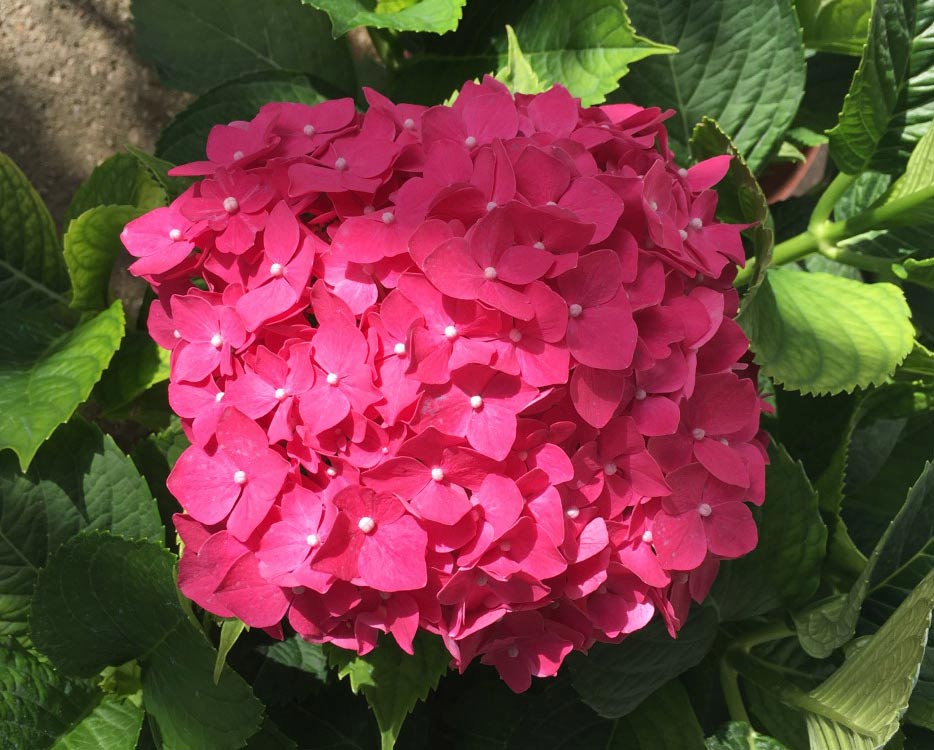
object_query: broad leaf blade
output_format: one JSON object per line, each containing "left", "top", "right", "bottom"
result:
{"left": 132, "top": 0, "right": 355, "bottom": 95}
{"left": 64, "top": 205, "right": 145, "bottom": 312}
{"left": 143, "top": 623, "right": 264, "bottom": 750}
{"left": 0, "top": 153, "right": 68, "bottom": 310}
{"left": 706, "top": 721, "right": 790, "bottom": 749}
{"left": 797, "top": 0, "right": 872, "bottom": 56}
{"left": 0, "top": 639, "right": 99, "bottom": 750}
{"left": 738, "top": 268, "right": 914, "bottom": 395}
{"left": 495, "top": 26, "right": 546, "bottom": 96}
{"left": 827, "top": 0, "right": 916, "bottom": 174}
{"left": 0, "top": 301, "right": 126, "bottom": 470}
{"left": 303, "top": 0, "right": 466, "bottom": 36}
{"left": 805, "top": 571, "right": 934, "bottom": 748}
{"left": 329, "top": 633, "right": 449, "bottom": 749}
{"left": 613, "top": 0, "right": 806, "bottom": 171}
{"left": 51, "top": 695, "right": 144, "bottom": 750}
{"left": 30, "top": 533, "right": 184, "bottom": 677}
{"left": 64, "top": 153, "right": 165, "bottom": 225}
{"left": 568, "top": 606, "right": 718, "bottom": 718}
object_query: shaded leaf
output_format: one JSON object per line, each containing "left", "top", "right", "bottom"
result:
{"left": 64, "top": 153, "right": 165, "bottom": 225}
{"left": 706, "top": 721, "right": 789, "bottom": 750}
{"left": 303, "top": 0, "right": 466, "bottom": 36}
{"left": 132, "top": 0, "right": 354, "bottom": 95}
{"left": 51, "top": 695, "right": 143, "bottom": 750}
{"left": 797, "top": 0, "right": 872, "bottom": 56}
{"left": 613, "top": 0, "right": 805, "bottom": 171}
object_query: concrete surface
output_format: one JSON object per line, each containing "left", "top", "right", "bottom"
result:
{"left": 0, "top": 0, "right": 186, "bottom": 225}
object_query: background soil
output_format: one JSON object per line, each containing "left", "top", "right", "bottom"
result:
{"left": 0, "top": 0, "right": 185, "bottom": 225}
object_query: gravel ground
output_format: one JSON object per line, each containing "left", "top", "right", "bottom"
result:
{"left": 0, "top": 0, "right": 186, "bottom": 225}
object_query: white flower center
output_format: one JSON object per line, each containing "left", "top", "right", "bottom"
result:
{"left": 303, "top": 124, "right": 316, "bottom": 136}
{"left": 483, "top": 266, "right": 498, "bottom": 280}
{"left": 403, "top": 118, "right": 415, "bottom": 130}
{"left": 500, "top": 541, "right": 511, "bottom": 552}
{"left": 679, "top": 229, "right": 688, "bottom": 240}
{"left": 232, "top": 150, "right": 244, "bottom": 161}
{"left": 269, "top": 262, "right": 284, "bottom": 277}
{"left": 223, "top": 196, "right": 239, "bottom": 214}
{"left": 358, "top": 516, "right": 376, "bottom": 534}
{"left": 444, "top": 324, "right": 458, "bottom": 339}
{"left": 393, "top": 342, "right": 406, "bottom": 355}
{"left": 678, "top": 167, "right": 689, "bottom": 178}
{"left": 565, "top": 506, "right": 580, "bottom": 519}
{"left": 169, "top": 228, "right": 182, "bottom": 241}
{"left": 648, "top": 200, "right": 658, "bottom": 211}
{"left": 720, "top": 438, "right": 730, "bottom": 446}
{"left": 517, "top": 450, "right": 528, "bottom": 461}
{"left": 642, "top": 530, "right": 653, "bottom": 544}
{"left": 381, "top": 211, "right": 395, "bottom": 225}
{"left": 507, "top": 646, "right": 519, "bottom": 658}
{"left": 568, "top": 303, "right": 583, "bottom": 319}
{"left": 464, "top": 135, "right": 477, "bottom": 148}
{"left": 698, "top": 503, "right": 712, "bottom": 518}
{"left": 334, "top": 157, "right": 348, "bottom": 171}
{"left": 692, "top": 428, "right": 706, "bottom": 441}
{"left": 533, "top": 241, "right": 545, "bottom": 250}
{"left": 486, "top": 201, "right": 497, "bottom": 212}
{"left": 210, "top": 333, "right": 223, "bottom": 349}
{"left": 233, "top": 470, "right": 247, "bottom": 485}
{"left": 690, "top": 217, "right": 703, "bottom": 230}
{"left": 326, "top": 467, "right": 337, "bottom": 477}
{"left": 469, "top": 395, "right": 483, "bottom": 409}
{"left": 431, "top": 467, "right": 445, "bottom": 482}
{"left": 274, "top": 387, "right": 287, "bottom": 400}
{"left": 507, "top": 329, "right": 523, "bottom": 344}
{"left": 214, "top": 391, "right": 224, "bottom": 403}
{"left": 634, "top": 388, "right": 647, "bottom": 400}
{"left": 326, "top": 372, "right": 339, "bottom": 386}
{"left": 173, "top": 329, "right": 181, "bottom": 339}
{"left": 603, "top": 462, "right": 618, "bottom": 476}
{"left": 306, "top": 533, "right": 319, "bottom": 546}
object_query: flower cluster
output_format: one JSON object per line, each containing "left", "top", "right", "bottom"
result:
{"left": 124, "top": 77, "right": 767, "bottom": 692}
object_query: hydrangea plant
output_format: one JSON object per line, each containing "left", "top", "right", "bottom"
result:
{"left": 3, "top": 1, "right": 934, "bottom": 749}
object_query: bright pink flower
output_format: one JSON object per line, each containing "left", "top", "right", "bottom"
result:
{"left": 313, "top": 486, "right": 428, "bottom": 592}
{"left": 168, "top": 409, "right": 290, "bottom": 540}
{"left": 131, "top": 79, "right": 767, "bottom": 694}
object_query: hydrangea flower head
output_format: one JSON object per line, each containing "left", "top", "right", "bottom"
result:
{"left": 125, "top": 77, "right": 768, "bottom": 691}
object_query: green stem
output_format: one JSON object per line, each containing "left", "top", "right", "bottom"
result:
{"left": 720, "top": 659, "right": 750, "bottom": 723}
{"left": 718, "top": 621, "right": 795, "bottom": 723}
{"left": 809, "top": 172, "right": 855, "bottom": 233}
{"left": 734, "top": 231, "right": 821, "bottom": 286}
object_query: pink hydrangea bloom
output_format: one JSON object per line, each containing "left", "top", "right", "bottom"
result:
{"left": 127, "top": 77, "right": 767, "bottom": 693}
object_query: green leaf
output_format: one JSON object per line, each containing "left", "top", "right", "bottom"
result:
{"left": 797, "top": 0, "right": 872, "bottom": 56}
{"left": 214, "top": 618, "right": 247, "bottom": 685}
{"left": 870, "top": 120, "right": 934, "bottom": 228}
{"left": 51, "top": 695, "right": 144, "bottom": 750}
{"left": 689, "top": 117, "right": 774, "bottom": 284}
{"left": 132, "top": 0, "right": 355, "bottom": 95}
{"left": 898, "top": 342, "right": 934, "bottom": 378}
{"left": 706, "top": 721, "right": 790, "bottom": 750}
{"left": 143, "top": 623, "right": 264, "bottom": 750}
{"left": 0, "top": 415, "right": 160, "bottom": 634}
{"left": 329, "top": 633, "right": 449, "bottom": 750}
{"left": 874, "top": 1, "right": 934, "bottom": 170}
{"left": 711, "top": 443, "right": 827, "bottom": 621}
{"left": 157, "top": 73, "right": 326, "bottom": 166}
{"left": 738, "top": 268, "right": 914, "bottom": 395}
{"left": 506, "top": 0, "right": 676, "bottom": 106}
{"left": 804, "top": 571, "right": 934, "bottom": 749}
{"left": 302, "top": 0, "right": 466, "bottom": 36}
{"left": 508, "top": 678, "right": 706, "bottom": 750}
{"left": 92, "top": 330, "right": 170, "bottom": 417}
{"left": 64, "top": 153, "right": 166, "bottom": 225}
{"left": 0, "top": 301, "right": 125, "bottom": 470}
{"left": 796, "top": 460, "right": 934, "bottom": 658}
{"left": 494, "top": 26, "right": 545, "bottom": 96}
{"left": 260, "top": 634, "right": 328, "bottom": 681}
{"left": 0, "top": 638, "right": 99, "bottom": 750}
{"left": 31, "top": 533, "right": 184, "bottom": 677}
{"left": 827, "top": 0, "right": 916, "bottom": 174}
{"left": 394, "top": 0, "right": 675, "bottom": 106}
{"left": 64, "top": 206, "right": 145, "bottom": 311}
{"left": 125, "top": 146, "right": 195, "bottom": 202}
{"left": 0, "top": 152, "right": 68, "bottom": 311}
{"left": 613, "top": 0, "right": 806, "bottom": 171}
{"left": 568, "top": 606, "right": 718, "bottom": 718}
